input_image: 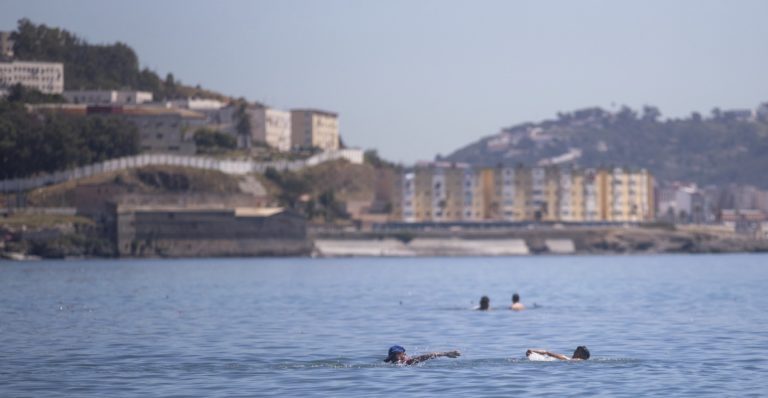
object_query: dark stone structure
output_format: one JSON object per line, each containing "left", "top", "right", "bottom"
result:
{"left": 116, "top": 206, "right": 311, "bottom": 257}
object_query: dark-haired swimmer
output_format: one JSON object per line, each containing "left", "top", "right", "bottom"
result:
{"left": 477, "top": 296, "right": 490, "bottom": 311}
{"left": 526, "top": 346, "right": 590, "bottom": 361}
{"left": 384, "top": 345, "right": 461, "bottom": 365}
{"left": 510, "top": 293, "right": 526, "bottom": 311}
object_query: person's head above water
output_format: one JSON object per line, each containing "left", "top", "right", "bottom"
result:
{"left": 384, "top": 345, "right": 461, "bottom": 365}
{"left": 479, "top": 296, "right": 490, "bottom": 310}
{"left": 572, "top": 346, "right": 590, "bottom": 360}
{"left": 384, "top": 345, "right": 406, "bottom": 363}
{"left": 512, "top": 293, "right": 520, "bottom": 304}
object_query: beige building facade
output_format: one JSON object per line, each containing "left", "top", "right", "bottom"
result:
{"left": 250, "top": 106, "right": 292, "bottom": 152}
{"left": 290, "top": 109, "right": 339, "bottom": 151}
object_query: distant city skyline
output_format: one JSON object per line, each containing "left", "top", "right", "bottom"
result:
{"left": 3, "top": 0, "right": 768, "bottom": 163}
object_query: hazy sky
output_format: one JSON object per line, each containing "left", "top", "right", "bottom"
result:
{"left": 3, "top": 0, "right": 768, "bottom": 163}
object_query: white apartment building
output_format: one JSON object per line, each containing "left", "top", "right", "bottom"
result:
{"left": 168, "top": 98, "right": 225, "bottom": 110}
{"left": 499, "top": 167, "right": 516, "bottom": 221}
{"left": 431, "top": 168, "right": 447, "bottom": 221}
{"left": 559, "top": 169, "right": 574, "bottom": 221}
{"left": 63, "top": 90, "right": 153, "bottom": 105}
{"left": 584, "top": 170, "right": 600, "bottom": 221}
{"left": 462, "top": 168, "right": 481, "bottom": 220}
{"left": 401, "top": 172, "right": 416, "bottom": 223}
{"left": 530, "top": 167, "right": 547, "bottom": 219}
{"left": 249, "top": 106, "right": 292, "bottom": 152}
{"left": 0, "top": 60, "right": 64, "bottom": 94}
{"left": 291, "top": 109, "right": 340, "bottom": 151}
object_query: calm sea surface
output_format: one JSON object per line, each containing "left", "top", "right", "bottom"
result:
{"left": 1, "top": 254, "right": 767, "bottom": 397}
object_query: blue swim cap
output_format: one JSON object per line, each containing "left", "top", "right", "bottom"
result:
{"left": 388, "top": 345, "right": 406, "bottom": 356}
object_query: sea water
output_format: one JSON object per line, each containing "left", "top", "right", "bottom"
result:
{"left": 1, "top": 254, "right": 767, "bottom": 397}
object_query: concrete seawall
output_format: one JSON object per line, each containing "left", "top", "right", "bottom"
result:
{"left": 315, "top": 238, "right": 532, "bottom": 257}
{"left": 312, "top": 226, "right": 768, "bottom": 257}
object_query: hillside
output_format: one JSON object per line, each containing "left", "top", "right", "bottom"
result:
{"left": 262, "top": 159, "right": 397, "bottom": 223}
{"left": 445, "top": 106, "right": 768, "bottom": 188}
{"left": 10, "top": 19, "right": 231, "bottom": 101}
{"left": 1, "top": 166, "right": 243, "bottom": 208}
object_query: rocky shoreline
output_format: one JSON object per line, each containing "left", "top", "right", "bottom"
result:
{"left": 3, "top": 225, "right": 768, "bottom": 260}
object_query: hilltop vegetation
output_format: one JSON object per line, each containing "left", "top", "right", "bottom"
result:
{"left": 0, "top": 98, "right": 139, "bottom": 179}
{"left": 11, "top": 19, "right": 230, "bottom": 101}
{"left": 445, "top": 106, "right": 768, "bottom": 188}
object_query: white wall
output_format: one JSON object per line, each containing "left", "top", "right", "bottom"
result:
{"left": 0, "top": 149, "right": 365, "bottom": 193}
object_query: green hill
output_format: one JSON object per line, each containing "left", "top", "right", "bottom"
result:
{"left": 445, "top": 106, "right": 768, "bottom": 188}
{"left": 10, "top": 19, "right": 230, "bottom": 101}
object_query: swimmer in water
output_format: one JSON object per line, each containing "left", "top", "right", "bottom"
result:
{"left": 478, "top": 296, "right": 490, "bottom": 311}
{"left": 384, "top": 345, "right": 461, "bottom": 365}
{"left": 510, "top": 293, "right": 526, "bottom": 311}
{"left": 526, "top": 346, "right": 590, "bottom": 361}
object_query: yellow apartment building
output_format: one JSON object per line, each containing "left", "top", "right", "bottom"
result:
{"left": 393, "top": 164, "right": 655, "bottom": 223}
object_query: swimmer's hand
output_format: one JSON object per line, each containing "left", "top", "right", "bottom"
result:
{"left": 526, "top": 349, "right": 549, "bottom": 357}
{"left": 444, "top": 350, "right": 461, "bottom": 358}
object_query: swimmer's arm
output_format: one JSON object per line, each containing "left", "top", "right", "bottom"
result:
{"left": 406, "top": 350, "right": 461, "bottom": 365}
{"left": 526, "top": 349, "right": 568, "bottom": 360}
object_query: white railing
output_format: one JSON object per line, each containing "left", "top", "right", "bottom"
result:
{"left": 0, "top": 149, "right": 364, "bottom": 193}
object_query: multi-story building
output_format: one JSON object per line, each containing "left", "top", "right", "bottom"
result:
{"left": 529, "top": 167, "right": 546, "bottom": 220}
{"left": 63, "top": 90, "right": 153, "bottom": 105}
{"left": 0, "top": 60, "right": 64, "bottom": 94}
{"left": 27, "top": 103, "right": 205, "bottom": 154}
{"left": 411, "top": 165, "right": 435, "bottom": 222}
{"left": 87, "top": 105, "right": 205, "bottom": 154}
{"left": 393, "top": 164, "right": 655, "bottom": 223}
{"left": 249, "top": 105, "right": 292, "bottom": 152}
{"left": 492, "top": 166, "right": 516, "bottom": 221}
{"left": 447, "top": 168, "right": 465, "bottom": 221}
{"left": 290, "top": 109, "right": 339, "bottom": 151}
{"left": 544, "top": 167, "right": 561, "bottom": 221}
{"left": 605, "top": 168, "right": 654, "bottom": 222}
{"left": 559, "top": 168, "right": 578, "bottom": 221}
{"left": 464, "top": 167, "right": 483, "bottom": 220}
{"left": 583, "top": 169, "right": 601, "bottom": 221}
{"left": 168, "top": 98, "right": 226, "bottom": 110}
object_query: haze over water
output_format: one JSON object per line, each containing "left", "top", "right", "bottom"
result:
{"left": 1, "top": 254, "right": 767, "bottom": 397}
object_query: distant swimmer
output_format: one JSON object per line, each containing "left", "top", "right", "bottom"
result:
{"left": 526, "top": 346, "right": 590, "bottom": 361}
{"left": 477, "top": 296, "right": 490, "bottom": 311}
{"left": 384, "top": 345, "right": 461, "bottom": 365}
{"left": 510, "top": 293, "right": 526, "bottom": 311}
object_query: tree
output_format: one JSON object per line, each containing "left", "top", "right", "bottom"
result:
{"left": 0, "top": 101, "right": 138, "bottom": 178}
{"left": 193, "top": 128, "right": 236, "bottom": 154}
{"left": 234, "top": 100, "right": 251, "bottom": 141}
{"left": 364, "top": 149, "right": 395, "bottom": 168}
{"left": 6, "top": 84, "right": 65, "bottom": 104}
{"left": 641, "top": 105, "right": 661, "bottom": 122}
